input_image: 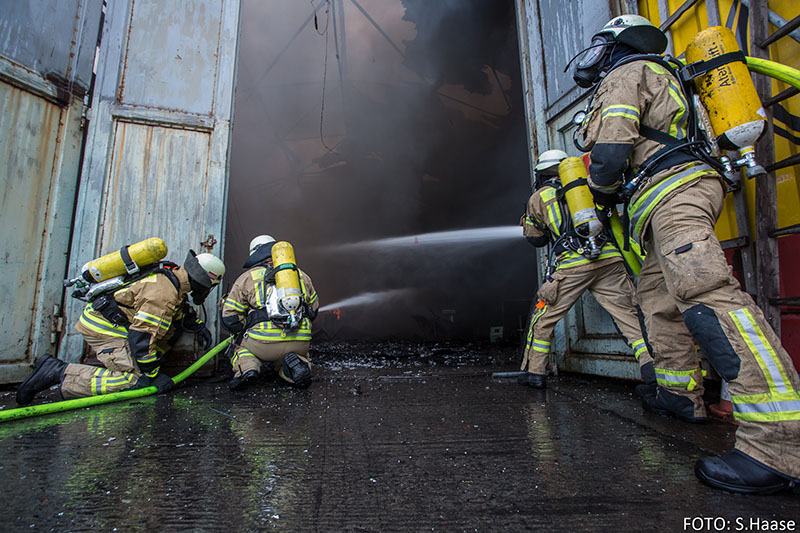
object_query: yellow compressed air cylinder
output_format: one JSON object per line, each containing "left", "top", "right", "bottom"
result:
{"left": 271, "top": 241, "right": 302, "bottom": 314}
{"left": 558, "top": 157, "right": 602, "bottom": 239}
{"left": 80, "top": 237, "right": 167, "bottom": 282}
{"left": 686, "top": 26, "right": 766, "bottom": 152}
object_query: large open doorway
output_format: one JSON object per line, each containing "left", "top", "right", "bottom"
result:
{"left": 226, "top": 0, "right": 535, "bottom": 343}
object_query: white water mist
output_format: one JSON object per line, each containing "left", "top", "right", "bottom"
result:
{"left": 319, "top": 289, "right": 414, "bottom": 312}
{"left": 330, "top": 225, "right": 522, "bottom": 252}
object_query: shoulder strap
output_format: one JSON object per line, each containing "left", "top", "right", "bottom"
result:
{"left": 155, "top": 262, "right": 181, "bottom": 293}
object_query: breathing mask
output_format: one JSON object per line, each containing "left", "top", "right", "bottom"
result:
{"left": 571, "top": 34, "right": 614, "bottom": 88}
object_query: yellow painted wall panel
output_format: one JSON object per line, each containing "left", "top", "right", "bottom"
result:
{"left": 638, "top": 0, "right": 800, "bottom": 240}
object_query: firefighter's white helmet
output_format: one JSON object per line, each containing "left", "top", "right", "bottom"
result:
{"left": 248, "top": 235, "right": 276, "bottom": 256}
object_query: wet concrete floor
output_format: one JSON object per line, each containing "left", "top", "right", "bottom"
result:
{"left": 0, "top": 342, "right": 797, "bottom": 531}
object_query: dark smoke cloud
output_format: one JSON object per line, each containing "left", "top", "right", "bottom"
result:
{"left": 226, "top": 0, "right": 537, "bottom": 341}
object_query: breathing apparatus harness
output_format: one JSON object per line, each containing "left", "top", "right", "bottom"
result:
{"left": 536, "top": 176, "right": 608, "bottom": 281}
{"left": 74, "top": 262, "right": 182, "bottom": 328}
{"left": 572, "top": 51, "right": 749, "bottom": 204}
{"left": 244, "top": 259, "right": 308, "bottom": 333}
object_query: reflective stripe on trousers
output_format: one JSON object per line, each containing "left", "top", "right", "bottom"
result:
{"left": 91, "top": 367, "right": 137, "bottom": 395}
{"left": 629, "top": 164, "right": 714, "bottom": 244}
{"left": 655, "top": 367, "right": 701, "bottom": 391}
{"left": 729, "top": 308, "right": 800, "bottom": 422}
{"left": 631, "top": 338, "right": 648, "bottom": 361}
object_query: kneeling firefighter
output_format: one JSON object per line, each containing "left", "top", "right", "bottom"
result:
{"left": 16, "top": 241, "right": 225, "bottom": 404}
{"left": 519, "top": 150, "right": 655, "bottom": 390}
{"left": 572, "top": 14, "right": 800, "bottom": 493}
{"left": 221, "top": 235, "right": 320, "bottom": 389}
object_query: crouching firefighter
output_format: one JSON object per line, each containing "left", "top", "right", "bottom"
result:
{"left": 572, "top": 14, "right": 800, "bottom": 493}
{"left": 519, "top": 150, "right": 655, "bottom": 390}
{"left": 16, "top": 243, "right": 225, "bottom": 404}
{"left": 221, "top": 235, "right": 320, "bottom": 390}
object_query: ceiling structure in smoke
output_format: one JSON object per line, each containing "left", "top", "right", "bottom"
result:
{"left": 226, "top": 0, "right": 536, "bottom": 341}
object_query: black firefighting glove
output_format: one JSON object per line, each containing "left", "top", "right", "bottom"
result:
{"left": 131, "top": 372, "right": 174, "bottom": 394}
{"left": 181, "top": 304, "right": 212, "bottom": 349}
{"left": 152, "top": 372, "right": 175, "bottom": 394}
{"left": 194, "top": 325, "right": 213, "bottom": 350}
{"left": 591, "top": 188, "right": 620, "bottom": 210}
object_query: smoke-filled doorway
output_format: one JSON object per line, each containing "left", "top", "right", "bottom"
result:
{"left": 226, "top": 0, "right": 536, "bottom": 342}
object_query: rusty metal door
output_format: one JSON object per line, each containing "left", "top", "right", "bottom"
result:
{"left": 61, "top": 0, "right": 242, "bottom": 359}
{"left": 0, "top": 0, "right": 103, "bottom": 383}
{"left": 515, "top": 0, "right": 643, "bottom": 380}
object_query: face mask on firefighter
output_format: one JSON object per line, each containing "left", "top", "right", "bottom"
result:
{"left": 534, "top": 170, "right": 558, "bottom": 190}
{"left": 571, "top": 34, "right": 614, "bottom": 88}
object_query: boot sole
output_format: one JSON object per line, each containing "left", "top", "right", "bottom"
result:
{"left": 695, "top": 463, "right": 791, "bottom": 495}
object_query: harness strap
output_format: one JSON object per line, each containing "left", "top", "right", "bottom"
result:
{"left": 680, "top": 51, "right": 746, "bottom": 81}
{"left": 119, "top": 245, "right": 138, "bottom": 274}
{"left": 555, "top": 178, "right": 587, "bottom": 201}
{"left": 156, "top": 263, "right": 181, "bottom": 293}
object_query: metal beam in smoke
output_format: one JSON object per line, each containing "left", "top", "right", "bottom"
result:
{"left": 348, "top": 0, "right": 406, "bottom": 59}
{"left": 254, "top": 1, "right": 329, "bottom": 88}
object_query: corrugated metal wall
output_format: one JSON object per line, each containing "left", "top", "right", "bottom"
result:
{"left": 0, "top": 0, "right": 102, "bottom": 383}
{"left": 62, "top": 0, "right": 241, "bottom": 360}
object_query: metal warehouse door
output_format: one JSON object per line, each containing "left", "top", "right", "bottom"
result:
{"left": 62, "top": 0, "right": 241, "bottom": 358}
{"left": 0, "top": 0, "right": 103, "bottom": 383}
{"left": 516, "top": 0, "right": 643, "bottom": 380}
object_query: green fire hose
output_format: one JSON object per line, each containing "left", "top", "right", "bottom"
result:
{"left": 0, "top": 336, "right": 232, "bottom": 423}
{"left": 746, "top": 57, "right": 800, "bottom": 92}
{"left": 672, "top": 55, "right": 800, "bottom": 91}
{"left": 608, "top": 211, "right": 644, "bottom": 276}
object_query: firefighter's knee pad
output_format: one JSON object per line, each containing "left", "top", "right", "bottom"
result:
{"left": 682, "top": 304, "right": 741, "bottom": 381}
{"left": 281, "top": 352, "right": 311, "bottom": 388}
{"left": 660, "top": 229, "right": 731, "bottom": 301}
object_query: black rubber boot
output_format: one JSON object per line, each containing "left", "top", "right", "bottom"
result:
{"left": 517, "top": 372, "right": 546, "bottom": 389}
{"left": 229, "top": 369, "right": 259, "bottom": 390}
{"left": 16, "top": 354, "right": 67, "bottom": 405}
{"left": 642, "top": 387, "right": 707, "bottom": 423}
{"left": 639, "top": 361, "right": 656, "bottom": 384}
{"left": 695, "top": 450, "right": 795, "bottom": 495}
{"left": 634, "top": 382, "right": 657, "bottom": 400}
{"left": 281, "top": 353, "right": 311, "bottom": 388}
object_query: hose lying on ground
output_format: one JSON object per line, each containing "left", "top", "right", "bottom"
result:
{"left": 0, "top": 336, "right": 233, "bottom": 423}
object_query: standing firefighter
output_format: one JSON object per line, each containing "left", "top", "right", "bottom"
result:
{"left": 221, "top": 235, "right": 319, "bottom": 389}
{"left": 573, "top": 14, "right": 800, "bottom": 493}
{"left": 519, "top": 149, "right": 655, "bottom": 390}
{"left": 16, "top": 248, "right": 225, "bottom": 404}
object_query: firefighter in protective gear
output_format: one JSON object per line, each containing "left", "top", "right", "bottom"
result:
{"left": 15, "top": 250, "right": 225, "bottom": 405}
{"left": 577, "top": 15, "right": 800, "bottom": 493}
{"left": 519, "top": 150, "right": 655, "bottom": 390}
{"left": 221, "top": 237, "right": 319, "bottom": 389}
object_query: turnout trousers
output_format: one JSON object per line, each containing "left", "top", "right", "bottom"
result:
{"left": 61, "top": 336, "right": 141, "bottom": 399}
{"left": 521, "top": 260, "right": 653, "bottom": 375}
{"left": 231, "top": 334, "right": 310, "bottom": 383}
{"left": 638, "top": 176, "right": 800, "bottom": 478}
